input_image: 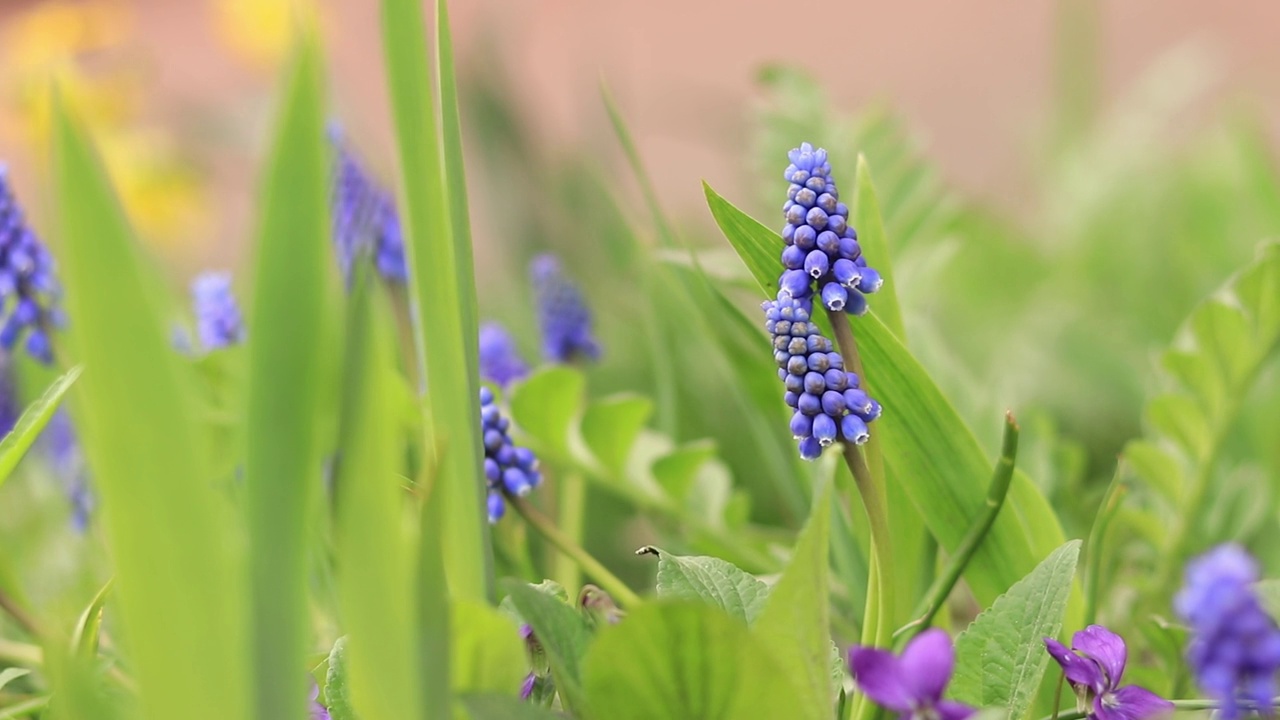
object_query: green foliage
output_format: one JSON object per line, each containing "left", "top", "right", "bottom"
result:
{"left": 324, "top": 637, "right": 356, "bottom": 720}
{"left": 651, "top": 549, "right": 769, "bottom": 624}
{"left": 461, "top": 693, "right": 565, "bottom": 720}
{"left": 950, "top": 541, "right": 1081, "bottom": 720}
{"left": 0, "top": 365, "right": 80, "bottom": 490}
{"left": 504, "top": 580, "right": 593, "bottom": 712}
{"left": 451, "top": 600, "right": 528, "bottom": 696}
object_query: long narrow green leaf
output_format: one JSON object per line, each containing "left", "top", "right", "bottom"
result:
{"left": 703, "top": 183, "right": 1070, "bottom": 606}
{"left": 334, "top": 273, "right": 424, "bottom": 720}
{"left": 52, "top": 97, "right": 246, "bottom": 718}
{"left": 382, "top": 0, "right": 491, "bottom": 602}
{"left": 244, "top": 37, "right": 329, "bottom": 720}
{"left": 851, "top": 157, "right": 905, "bottom": 341}
{"left": 0, "top": 364, "right": 80, "bottom": 489}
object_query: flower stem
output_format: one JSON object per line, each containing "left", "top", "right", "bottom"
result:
{"left": 1083, "top": 463, "right": 1126, "bottom": 627}
{"left": 893, "top": 412, "right": 1019, "bottom": 648}
{"left": 552, "top": 470, "right": 587, "bottom": 593}
{"left": 508, "top": 494, "right": 642, "bottom": 609}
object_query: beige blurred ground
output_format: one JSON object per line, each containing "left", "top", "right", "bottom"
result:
{"left": 0, "top": 0, "right": 1278, "bottom": 270}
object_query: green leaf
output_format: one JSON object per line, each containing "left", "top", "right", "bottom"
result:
{"left": 649, "top": 548, "right": 770, "bottom": 624}
{"left": 703, "top": 182, "right": 1071, "bottom": 608}
{"left": 950, "top": 540, "right": 1082, "bottom": 720}
{"left": 333, "top": 275, "right": 425, "bottom": 719}
{"left": 0, "top": 668, "right": 30, "bottom": 694}
{"left": 581, "top": 394, "right": 652, "bottom": 476}
{"left": 509, "top": 366, "right": 586, "bottom": 458}
{"left": 851, "top": 156, "right": 905, "bottom": 340}
{"left": 53, "top": 79, "right": 246, "bottom": 719}
{"left": 461, "top": 694, "right": 564, "bottom": 720}
{"left": 243, "top": 37, "right": 330, "bottom": 720}
{"left": 1255, "top": 579, "right": 1280, "bottom": 620}
{"left": 752, "top": 484, "right": 832, "bottom": 720}
{"left": 582, "top": 602, "right": 801, "bottom": 720}
{"left": 323, "top": 637, "right": 356, "bottom": 720}
{"left": 504, "top": 580, "right": 592, "bottom": 712}
{"left": 0, "top": 365, "right": 80, "bottom": 490}
{"left": 382, "top": 0, "right": 491, "bottom": 602}
{"left": 651, "top": 441, "right": 718, "bottom": 504}
{"left": 451, "top": 600, "right": 527, "bottom": 696}
{"left": 69, "top": 577, "right": 111, "bottom": 659}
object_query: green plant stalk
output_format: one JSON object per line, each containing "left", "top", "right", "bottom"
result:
{"left": 0, "top": 589, "right": 38, "bottom": 638}
{"left": 553, "top": 470, "right": 587, "bottom": 593}
{"left": 1083, "top": 465, "right": 1127, "bottom": 626}
{"left": 0, "top": 695, "right": 50, "bottom": 719}
{"left": 509, "top": 495, "right": 643, "bottom": 609}
{"left": 1039, "top": 697, "right": 1277, "bottom": 720}
{"left": 894, "top": 412, "right": 1020, "bottom": 648}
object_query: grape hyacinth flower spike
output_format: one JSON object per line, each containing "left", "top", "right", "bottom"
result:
{"left": 1176, "top": 544, "right": 1280, "bottom": 720}
{"left": 191, "top": 271, "right": 245, "bottom": 351}
{"left": 479, "top": 321, "right": 530, "bottom": 388}
{"left": 763, "top": 292, "right": 881, "bottom": 460}
{"left": 848, "top": 628, "right": 975, "bottom": 720}
{"left": 779, "top": 142, "right": 883, "bottom": 313}
{"left": 531, "top": 254, "right": 600, "bottom": 363}
{"left": 329, "top": 125, "right": 407, "bottom": 284}
{"left": 0, "top": 165, "right": 63, "bottom": 364}
{"left": 480, "top": 386, "right": 541, "bottom": 522}
{"left": 1043, "top": 625, "right": 1172, "bottom": 720}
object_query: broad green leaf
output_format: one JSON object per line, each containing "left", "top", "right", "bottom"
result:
{"left": 1145, "top": 395, "right": 1210, "bottom": 463}
{"left": 324, "top": 637, "right": 356, "bottom": 720}
{"left": 1122, "top": 440, "right": 1182, "bottom": 503}
{"left": 651, "top": 442, "right": 718, "bottom": 502}
{"left": 69, "top": 577, "right": 111, "bottom": 659}
{"left": 243, "top": 37, "right": 329, "bottom": 720}
{"left": 451, "top": 600, "right": 527, "bottom": 696}
{"left": 383, "top": 0, "right": 491, "bottom": 602}
{"left": 851, "top": 156, "right": 904, "bottom": 340}
{"left": 753, "top": 484, "right": 832, "bottom": 720}
{"left": 333, "top": 275, "right": 424, "bottom": 720}
{"left": 582, "top": 602, "right": 801, "bottom": 720}
{"left": 53, "top": 82, "right": 246, "bottom": 720}
{"left": 950, "top": 541, "right": 1082, "bottom": 719}
{"left": 0, "top": 365, "right": 80, "bottom": 489}
{"left": 0, "top": 668, "right": 30, "bottom": 693}
{"left": 510, "top": 366, "right": 585, "bottom": 458}
{"left": 504, "top": 580, "right": 592, "bottom": 713}
{"left": 649, "top": 548, "right": 770, "bottom": 624}
{"left": 461, "top": 694, "right": 564, "bottom": 720}
{"left": 703, "top": 182, "right": 1070, "bottom": 608}
{"left": 581, "top": 394, "right": 652, "bottom": 476}
{"left": 1255, "top": 579, "right": 1280, "bottom": 619}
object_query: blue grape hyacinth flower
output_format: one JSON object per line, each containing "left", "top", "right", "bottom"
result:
{"left": 479, "top": 322, "right": 530, "bottom": 389}
{"left": 191, "top": 271, "right": 244, "bottom": 351}
{"left": 1044, "top": 625, "right": 1172, "bottom": 720}
{"left": 531, "top": 254, "right": 600, "bottom": 363}
{"left": 1176, "top": 544, "right": 1280, "bottom": 720}
{"left": 763, "top": 292, "right": 881, "bottom": 460}
{"left": 848, "top": 628, "right": 975, "bottom": 720}
{"left": 779, "top": 142, "right": 882, "bottom": 314}
{"left": 329, "top": 126, "right": 407, "bottom": 284}
{"left": 480, "top": 386, "right": 541, "bottom": 522}
{"left": 0, "top": 165, "right": 63, "bottom": 364}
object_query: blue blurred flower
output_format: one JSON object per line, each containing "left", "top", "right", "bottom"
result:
{"left": 763, "top": 292, "right": 880, "bottom": 460}
{"left": 779, "top": 142, "right": 882, "bottom": 313}
{"left": 0, "top": 164, "right": 63, "bottom": 364}
{"left": 531, "top": 254, "right": 599, "bottom": 363}
{"left": 1176, "top": 544, "right": 1280, "bottom": 720}
{"left": 0, "top": 357, "right": 17, "bottom": 437}
{"left": 191, "top": 271, "right": 244, "bottom": 351}
{"left": 848, "top": 628, "right": 975, "bottom": 720}
{"left": 479, "top": 322, "right": 529, "bottom": 388}
{"left": 329, "top": 127, "right": 407, "bottom": 284}
{"left": 308, "top": 679, "right": 330, "bottom": 720}
{"left": 480, "top": 386, "right": 541, "bottom": 522}
{"left": 1044, "top": 625, "right": 1172, "bottom": 720}
{"left": 44, "top": 409, "right": 92, "bottom": 531}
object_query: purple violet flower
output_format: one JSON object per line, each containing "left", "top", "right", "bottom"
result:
{"left": 480, "top": 386, "right": 541, "bottom": 522}
{"left": 329, "top": 125, "right": 407, "bottom": 284}
{"left": 191, "top": 271, "right": 244, "bottom": 351}
{"left": 479, "top": 322, "right": 530, "bottom": 389}
{"left": 763, "top": 291, "right": 880, "bottom": 460}
{"left": 308, "top": 680, "right": 330, "bottom": 720}
{"left": 530, "top": 254, "right": 600, "bottom": 364}
{"left": 0, "top": 165, "right": 63, "bottom": 364}
{"left": 1176, "top": 544, "right": 1280, "bottom": 720}
{"left": 779, "top": 142, "right": 883, "bottom": 313}
{"left": 1043, "top": 625, "right": 1172, "bottom": 720}
{"left": 848, "top": 629, "right": 974, "bottom": 720}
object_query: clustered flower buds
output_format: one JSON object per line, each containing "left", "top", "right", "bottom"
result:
{"left": 779, "top": 143, "right": 882, "bottom": 314}
{"left": 329, "top": 126, "right": 407, "bottom": 284}
{"left": 479, "top": 321, "right": 530, "bottom": 389}
{"left": 764, "top": 294, "right": 880, "bottom": 460}
{"left": 0, "top": 165, "right": 62, "bottom": 364}
{"left": 191, "top": 272, "right": 245, "bottom": 351}
{"left": 480, "top": 386, "right": 541, "bottom": 523}
{"left": 531, "top": 254, "right": 600, "bottom": 364}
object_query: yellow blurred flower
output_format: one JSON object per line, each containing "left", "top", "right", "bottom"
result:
{"left": 212, "top": 0, "right": 297, "bottom": 71}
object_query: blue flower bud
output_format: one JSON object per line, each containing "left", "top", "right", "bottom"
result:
{"left": 841, "top": 415, "right": 870, "bottom": 445}
{"left": 844, "top": 388, "right": 873, "bottom": 415}
{"left": 790, "top": 412, "right": 813, "bottom": 438}
{"left": 480, "top": 388, "right": 542, "bottom": 522}
{"left": 805, "top": 206, "right": 829, "bottom": 230}
{"left": 846, "top": 289, "right": 869, "bottom": 316}
{"left": 787, "top": 356, "right": 809, "bottom": 375}
{"left": 798, "top": 392, "right": 822, "bottom": 416}
{"left": 532, "top": 254, "right": 601, "bottom": 363}
{"left": 859, "top": 399, "right": 883, "bottom": 422}
{"left": 803, "top": 371, "right": 826, "bottom": 395}
{"left": 816, "top": 193, "right": 838, "bottom": 214}
{"left": 784, "top": 391, "right": 800, "bottom": 408}
{"left": 828, "top": 214, "right": 847, "bottom": 236}
{"left": 807, "top": 352, "right": 830, "bottom": 373}
{"left": 786, "top": 204, "right": 807, "bottom": 226}
{"left": 821, "top": 282, "right": 849, "bottom": 312}
{"left": 839, "top": 236, "right": 861, "bottom": 261}
{"left": 804, "top": 250, "right": 829, "bottom": 279}
{"left": 798, "top": 436, "right": 822, "bottom": 461}
{"left": 833, "top": 258, "right": 861, "bottom": 288}
{"left": 479, "top": 322, "right": 530, "bottom": 389}
{"left": 793, "top": 225, "right": 817, "bottom": 250}
{"left": 329, "top": 126, "right": 407, "bottom": 283}
{"left": 858, "top": 267, "right": 884, "bottom": 294}
{"left": 782, "top": 245, "right": 806, "bottom": 270}
{"left": 779, "top": 269, "right": 812, "bottom": 298}
{"left": 813, "top": 413, "right": 837, "bottom": 446}
{"left": 795, "top": 187, "right": 817, "bottom": 208}
{"left": 487, "top": 491, "right": 505, "bottom": 523}
{"left": 817, "top": 231, "right": 841, "bottom": 255}
{"left": 503, "top": 467, "right": 533, "bottom": 496}
{"left": 821, "top": 390, "right": 846, "bottom": 416}
{"left": 0, "top": 170, "right": 64, "bottom": 365}
{"left": 784, "top": 373, "right": 804, "bottom": 394}
{"left": 824, "top": 368, "right": 849, "bottom": 392}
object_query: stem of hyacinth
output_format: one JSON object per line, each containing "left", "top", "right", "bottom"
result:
{"left": 508, "top": 494, "right": 643, "bottom": 609}
{"left": 892, "top": 413, "right": 1019, "bottom": 648}
{"left": 553, "top": 470, "right": 587, "bottom": 593}
{"left": 1038, "top": 697, "right": 1280, "bottom": 720}
{"left": 1083, "top": 462, "right": 1127, "bottom": 627}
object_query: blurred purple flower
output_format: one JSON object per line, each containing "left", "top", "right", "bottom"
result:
{"left": 531, "top": 254, "right": 599, "bottom": 364}
{"left": 1044, "top": 625, "right": 1172, "bottom": 720}
{"left": 191, "top": 272, "right": 244, "bottom": 351}
{"left": 329, "top": 126, "right": 407, "bottom": 284}
{"left": 309, "top": 680, "right": 330, "bottom": 720}
{"left": 479, "top": 322, "right": 529, "bottom": 388}
{"left": 848, "top": 628, "right": 974, "bottom": 720}
{"left": 1176, "top": 544, "right": 1280, "bottom": 720}
{"left": 44, "top": 409, "right": 92, "bottom": 531}
{"left": 0, "top": 164, "right": 63, "bottom": 364}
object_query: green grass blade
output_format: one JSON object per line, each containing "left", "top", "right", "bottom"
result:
{"left": 851, "top": 156, "right": 905, "bottom": 340}
{"left": 334, "top": 273, "right": 426, "bottom": 720}
{"left": 52, "top": 96, "right": 247, "bottom": 719}
{"left": 0, "top": 365, "right": 80, "bottom": 489}
{"left": 382, "top": 0, "right": 491, "bottom": 603}
{"left": 243, "top": 37, "right": 329, "bottom": 720}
